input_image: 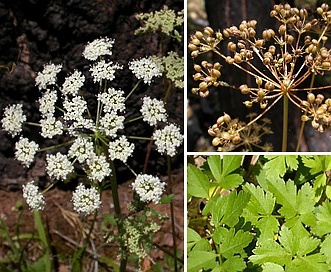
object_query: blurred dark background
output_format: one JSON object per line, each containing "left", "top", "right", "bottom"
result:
{"left": 0, "top": 0, "right": 183, "bottom": 190}
{"left": 187, "top": 0, "right": 331, "bottom": 152}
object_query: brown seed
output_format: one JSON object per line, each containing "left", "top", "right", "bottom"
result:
{"left": 223, "top": 114, "right": 231, "bottom": 123}
{"left": 239, "top": 84, "right": 250, "bottom": 94}
{"left": 307, "top": 93, "right": 315, "bottom": 103}
{"left": 188, "top": 43, "right": 197, "bottom": 51}
{"left": 199, "top": 81, "right": 208, "bottom": 91}
{"left": 301, "top": 115, "right": 310, "bottom": 122}
{"left": 195, "top": 31, "right": 203, "bottom": 40}
{"left": 194, "top": 64, "right": 202, "bottom": 72}
{"left": 212, "top": 137, "right": 220, "bottom": 146}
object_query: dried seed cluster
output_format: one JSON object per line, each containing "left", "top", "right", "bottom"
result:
{"left": 189, "top": 3, "right": 331, "bottom": 150}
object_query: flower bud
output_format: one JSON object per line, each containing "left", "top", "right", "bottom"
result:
{"left": 256, "top": 77, "right": 263, "bottom": 86}
{"left": 232, "top": 135, "right": 241, "bottom": 144}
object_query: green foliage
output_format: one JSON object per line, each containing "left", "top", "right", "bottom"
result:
{"left": 187, "top": 155, "right": 331, "bottom": 271}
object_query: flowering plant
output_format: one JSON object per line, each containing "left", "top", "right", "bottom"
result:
{"left": 1, "top": 5, "right": 183, "bottom": 270}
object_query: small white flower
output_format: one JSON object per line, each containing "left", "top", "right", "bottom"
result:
{"left": 97, "top": 87, "right": 126, "bottom": 113}
{"left": 38, "top": 89, "right": 57, "bottom": 118}
{"left": 129, "top": 56, "right": 162, "bottom": 85}
{"left": 35, "top": 63, "right": 62, "bottom": 90}
{"left": 63, "top": 96, "right": 88, "bottom": 121}
{"left": 152, "top": 123, "right": 183, "bottom": 157}
{"left": 140, "top": 96, "right": 167, "bottom": 126}
{"left": 99, "top": 111, "right": 124, "bottom": 137}
{"left": 108, "top": 136, "right": 135, "bottom": 163}
{"left": 72, "top": 183, "right": 101, "bottom": 214}
{"left": 46, "top": 153, "right": 73, "bottom": 180}
{"left": 40, "top": 116, "right": 63, "bottom": 138}
{"left": 86, "top": 155, "right": 111, "bottom": 182}
{"left": 61, "top": 70, "right": 85, "bottom": 96}
{"left": 131, "top": 174, "right": 166, "bottom": 204}
{"left": 83, "top": 37, "right": 115, "bottom": 61}
{"left": 90, "top": 60, "right": 123, "bottom": 83}
{"left": 22, "top": 181, "right": 45, "bottom": 211}
{"left": 1, "top": 104, "right": 26, "bottom": 137}
{"left": 15, "top": 137, "right": 39, "bottom": 167}
{"left": 68, "top": 136, "right": 95, "bottom": 163}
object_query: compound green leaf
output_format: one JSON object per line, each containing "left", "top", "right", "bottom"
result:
{"left": 263, "top": 155, "right": 298, "bottom": 180}
{"left": 262, "top": 262, "right": 284, "bottom": 272}
{"left": 320, "top": 235, "right": 331, "bottom": 265}
{"left": 187, "top": 227, "right": 211, "bottom": 252}
{"left": 250, "top": 239, "right": 292, "bottom": 266}
{"left": 207, "top": 155, "right": 243, "bottom": 190}
{"left": 187, "top": 163, "right": 211, "bottom": 199}
{"left": 213, "top": 227, "right": 253, "bottom": 259}
{"left": 187, "top": 251, "right": 218, "bottom": 272}
{"left": 206, "top": 191, "right": 250, "bottom": 227}
{"left": 266, "top": 179, "right": 297, "bottom": 219}
{"left": 313, "top": 201, "right": 331, "bottom": 236}
{"left": 286, "top": 253, "right": 329, "bottom": 272}
{"left": 243, "top": 183, "right": 276, "bottom": 216}
{"left": 221, "top": 256, "right": 247, "bottom": 271}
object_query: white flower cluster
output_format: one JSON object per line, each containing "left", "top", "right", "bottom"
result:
{"left": 72, "top": 183, "right": 101, "bottom": 214}
{"left": 40, "top": 116, "right": 63, "bottom": 138}
{"left": 35, "top": 63, "right": 62, "bottom": 90}
{"left": 39, "top": 89, "right": 57, "bottom": 118}
{"left": 83, "top": 37, "right": 114, "bottom": 61}
{"left": 61, "top": 70, "right": 85, "bottom": 96}
{"left": 22, "top": 181, "right": 45, "bottom": 211}
{"left": 131, "top": 174, "right": 166, "bottom": 204}
{"left": 68, "top": 136, "right": 95, "bottom": 163}
{"left": 140, "top": 96, "right": 167, "bottom": 126}
{"left": 1, "top": 104, "right": 26, "bottom": 137}
{"left": 153, "top": 123, "right": 183, "bottom": 157}
{"left": 97, "top": 87, "right": 125, "bottom": 113}
{"left": 90, "top": 60, "right": 123, "bottom": 83}
{"left": 86, "top": 155, "right": 112, "bottom": 182}
{"left": 46, "top": 153, "right": 74, "bottom": 180}
{"left": 129, "top": 56, "right": 162, "bottom": 85}
{"left": 15, "top": 137, "right": 39, "bottom": 167}
{"left": 108, "top": 135, "right": 134, "bottom": 163}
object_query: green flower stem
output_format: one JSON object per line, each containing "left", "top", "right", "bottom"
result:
{"left": 37, "top": 140, "right": 75, "bottom": 152}
{"left": 127, "top": 135, "right": 153, "bottom": 141}
{"left": 167, "top": 155, "right": 178, "bottom": 272}
{"left": 109, "top": 161, "right": 128, "bottom": 271}
{"left": 125, "top": 78, "right": 143, "bottom": 101}
{"left": 24, "top": 121, "right": 41, "bottom": 127}
{"left": 124, "top": 115, "right": 144, "bottom": 124}
{"left": 34, "top": 210, "right": 52, "bottom": 272}
{"left": 282, "top": 94, "right": 289, "bottom": 152}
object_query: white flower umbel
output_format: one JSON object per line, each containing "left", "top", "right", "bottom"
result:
{"left": 15, "top": 137, "right": 39, "bottom": 167}
{"left": 86, "top": 155, "right": 111, "bottom": 182}
{"left": 63, "top": 96, "right": 88, "bottom": 121}
{"left": 72, "top": 183, "right": 101, "bottom": 215}
{"left": 35, "top": 63, "right": 62, "bottom": 90}
{"left": 131, "top": 174, "right": 166, "bottom": 204}
{"left": 140, "top": 96, "right": 167, "bottom": 126}
{"left": 83, "top": 37, "right": 114, "bottom": 61}
{"left": 40, "top": 116, "right": 63, "bottom": 138}
{"left": 1, "top": 104, "right": 26, "bottom": 137}
{"left": 152, "top": 123, "right": 183, "bottom": 157}
{"left": 108, "top": 135, "right": 135, "bottom": 163}
{"left": 22, "top": 181, "right": 45, "bottom": 211}
{"left": 90, "top": 60, "right": 123, "bottom": 83}
{"left": 97, "top": 87, "right": 126, "bottom": 113}
{"left": 61, "top": 70, "right": 85, "bottom": 96}
{"left": 68, "top": 136, "right": 95, "bottom": 163}
{"left": 46, "top": 153, "right": 73, "bottom": 180}
{"left": 99, "top": 111, "right": 124, "bottom": 137}
{"left": 129, "top": 56, "right": 162, "bottom": 85}
{"left": 38, "top": 89, "right": 57, "bottom": 118}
